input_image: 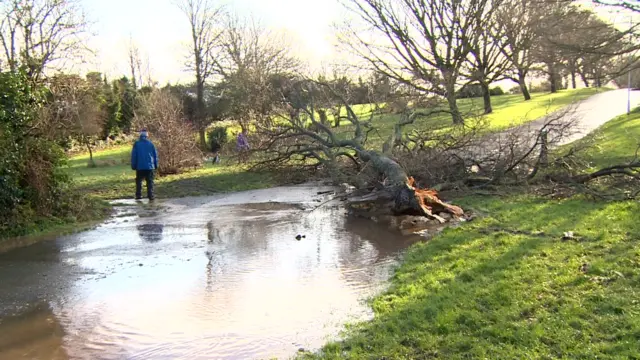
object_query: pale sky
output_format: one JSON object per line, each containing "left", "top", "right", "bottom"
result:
{"left": 80, "top": 0, "right": 346, "bottom": 84}
{"left": 77, "top": 0, "right": 636, "bottom": 86}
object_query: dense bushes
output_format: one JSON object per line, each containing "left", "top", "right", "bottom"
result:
{"left": 489, "top": 86, "right": 505, "bottom": 96}
{"left": 207, "top": 126, "right": 229, "bottom": 150}
{"left": 458, "top": 84, "right": 505, "bottom": 99}
{"left": 0, "top": 70, "right": 105, "bottom": 237}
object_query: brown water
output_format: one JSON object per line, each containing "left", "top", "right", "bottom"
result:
{"left": 0, "top": 184, "right": 417, "bottom": 360}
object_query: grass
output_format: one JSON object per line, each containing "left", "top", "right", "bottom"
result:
{"left": 563, "top": 106, "right": 640, "bottom": 170}
{"left": 337, "top": 88, "right": 609, "bottom": 150}
{"left": 303, "top": 196, "right": 640, "bottom": 359}
{"left": 300, "top": 107, "right": 640, "bottom": 359}
{"left": 67, "top": 146, "right": 276, "bottom": 200}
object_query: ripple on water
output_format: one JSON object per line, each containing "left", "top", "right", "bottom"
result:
{"left": 0, "top": 185, "right": 417, "bottom": 360}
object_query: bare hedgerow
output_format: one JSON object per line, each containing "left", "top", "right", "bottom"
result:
{"left": 133, "top": 89, "right": 203, "bottom": 175}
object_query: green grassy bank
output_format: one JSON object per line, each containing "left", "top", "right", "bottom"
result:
{"left": 301, "top": 108, "right": 640, "bottom": 359}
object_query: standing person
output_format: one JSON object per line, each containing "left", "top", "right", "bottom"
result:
{"left": 131, "top": 128, "right": 158, "bottom": 200}
{"left": 236, "top": 130, "right": 250, "bottom": 163}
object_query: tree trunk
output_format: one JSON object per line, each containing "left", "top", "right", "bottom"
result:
{"left": 580, "top": 72, "right": 590, "bottom": 87}
{"left": 548, "top": 63, "right": 557, "bottom": 93}
{"left": 445, "top": 83, "right": 464, "bottom": 124}
{"left": 518, "top": 73, "right": 531, "bottom": 101}
{"left": 567, "top": 59, "right": 577, "bottom": 89}
{"left": 196, "top": 73, "right": 207, "bottom": 149}
{"left": 87, "top": 143, "right": 96, "bottom": 168}
{"left": 480, "top": 81, "right": 492, "bottom": 114}
{"left": 198, "top": 128, "right": 207, "bottom": 149}
{"left": 353, "top": 149, "right": 463, "bottom": 222}
{"left": 333, "top": 106, "right": 342, "bottom": 127}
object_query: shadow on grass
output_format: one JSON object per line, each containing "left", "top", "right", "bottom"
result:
{"left": 71, "top": 163, "right": 275, "bottom": 200}
{"left": 306, "top": 197, "right": 640, "bottom": 359}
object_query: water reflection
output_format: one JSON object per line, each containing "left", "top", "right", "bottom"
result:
{"left": 0, "top": 186, "right": 415, "bottom": 360}
{"left": 0, "top": 302, "right": 69, "bottom": 360}
{"left": 136, "top": 224, "right": 164, "bottom": 243}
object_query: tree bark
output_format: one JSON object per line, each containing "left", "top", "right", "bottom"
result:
{"left": 580, "top": 72, "right": 590, "bottom": 87}
{"left": 480, "top": 81, "right": 493, "bottom": 114}
{"left": 87, "top": 143, "right": 95, "bottom": 167}
{"left": 196, "top": 77, "right": 207, "bottom": 149}
{"left": 445, "top": 82, "right": 464, "bottom": 124}
{"left": 518, "top": 73, "right": 531, "bottom": 101}
{"left": 352, "top": 149, "right": 463, "bottom": 222}
{"left": 548, "top": 63, "right": 558, "bottom": 93}
{"left": 198, "top": 128, "right": 207, "bottom": 149}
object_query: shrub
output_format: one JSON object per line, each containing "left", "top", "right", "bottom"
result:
{"left": 508, "top": 85, "right": 522, "bottom": 95}
{"left": 133, "top": 89, "right": 203, "bottom": 175}
{"left": 530, "top": 81, "right": 551, "bottom": 93}
{"left": 457, "top": 84, "right": 484, "bottom": 99}
{"left": 458, "top": 84, "right": 503, "bottom": 99}
{"left": 489, "top": 86, "right": 504, "bottom": 96}
{"left": 0, "top": 69, "right": 94, "bottom": 237}
{"left": 207, "top": 126, "right": 229, "bottom": 150}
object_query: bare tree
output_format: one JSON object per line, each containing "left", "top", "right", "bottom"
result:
{"left": 177, "top": 0, "right": 224, "bottom": 148}
{"left": 494, "top": 0, "right": 545, "bottom": 100}
{"left": 211, "top": 13, "right": 299, "bottom": 129}
{"left": 465, "top": 5, "right": 511, "bottom": 114}
{"left": 592, "top": 0, "right": 640, "bottom": 13}
{"left": 134, "top": 89, "right": 203, "bottom": 175}
{"left": 0, "top": 0, "right": 90, "bottom": 81}
{"left": 41, "top": 74, "right": 105, "bottom": 166}
{"left": 127, "top": 36, "right": 142, "bottom": 89}
{"left": 339, "top": 0, "right": 493, "bottom": 125}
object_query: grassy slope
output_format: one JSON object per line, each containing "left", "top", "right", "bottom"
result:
{"left": 567, "top": 106, "right": 640, "bottom": 169}
{"left": 342, "top": 88, "right": 606, "bottom": 150}
{"left": 302, "top": 109, "right": 640, "bottom": 359}
{"left": 68, "top": 147, "right": 275, "bottom": 200}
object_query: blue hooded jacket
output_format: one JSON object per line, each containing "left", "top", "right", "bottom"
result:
{"left": 131, "top": 134, "right": 158, "bottom": 171}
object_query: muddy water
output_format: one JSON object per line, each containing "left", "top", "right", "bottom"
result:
{"left": 0, "top": 184, "right": 417, "bottom": 360}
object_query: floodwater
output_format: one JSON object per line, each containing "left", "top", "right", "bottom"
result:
{"left": 0, "top": 183, "right": 418, "bottom": 360}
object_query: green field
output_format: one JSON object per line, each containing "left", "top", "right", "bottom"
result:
{"left": 67, "top": 147, "right": 275, "bottom": 200}
{"left": 564, "top": 107, "right": 640, "bottom": 169}
{"left": 301, "top": 108, "right": 640, "bottom": 359}
{"left": 338, "top": 88, "right": 607, "bottom": 150}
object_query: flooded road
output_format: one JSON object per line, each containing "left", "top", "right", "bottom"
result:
{"left": 0, "top": 184, "right": 418, "bottom": 360}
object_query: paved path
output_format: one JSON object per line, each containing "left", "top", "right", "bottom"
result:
{"left": 466, "top": 89, "right": 640, "bottom": 159}
{"left": 534, "top": 88, "right": 640, "bottom": 146}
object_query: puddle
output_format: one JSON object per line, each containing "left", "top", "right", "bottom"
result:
{"left": 0, "top": 184, "right": 418, "bottom": 360}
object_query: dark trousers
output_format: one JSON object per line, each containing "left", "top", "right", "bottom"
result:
{"left": 135, "top": 170, "right": 155, "bottom": 199}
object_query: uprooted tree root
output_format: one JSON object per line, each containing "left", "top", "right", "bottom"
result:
{"left": 344, "top": 176, "right": 471, "bottom": 237}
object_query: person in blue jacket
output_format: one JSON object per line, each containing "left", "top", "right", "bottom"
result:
{"left": 131, "top": 128, "right": 158, "bottom": 200}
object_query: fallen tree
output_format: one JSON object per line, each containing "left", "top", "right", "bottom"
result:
{"left": 251, "top": 76, "right": 611, "bottom": 233}
{"left": 252, "top": 78, "right": 466, "bottom": 225}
